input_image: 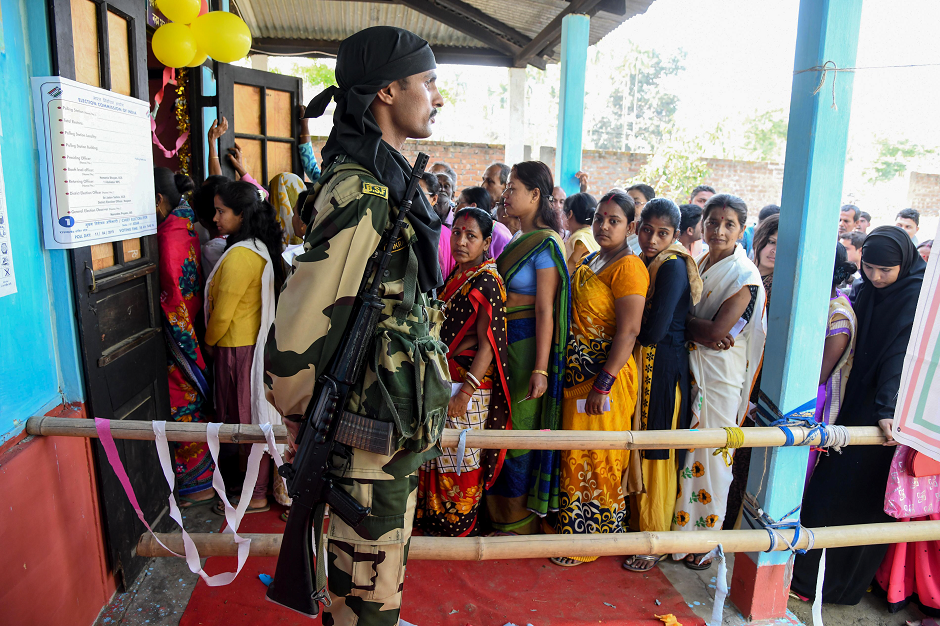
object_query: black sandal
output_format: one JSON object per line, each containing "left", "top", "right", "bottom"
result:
{"left": 683, "top": 553, "right": 713, "bottom": 570}
{"left": 623, "top": 554, "right": 664, "bottom": 572}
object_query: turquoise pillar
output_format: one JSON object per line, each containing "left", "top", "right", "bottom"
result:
{"left": 554, "top": 14, "right": 589, "bottom": 196}
{"left": 729, "top": 0, "right": 863, "bottom": 620}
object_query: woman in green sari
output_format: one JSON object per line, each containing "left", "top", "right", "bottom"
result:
{"left": 486, "top": 161, "right": 571, "bottom": 534}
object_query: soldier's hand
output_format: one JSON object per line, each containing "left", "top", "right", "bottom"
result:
{"left": 284, "top": 419, "right": 302, "bottom": 462}
{"left": 528, "top": 371, "right": 548, "bottom": 400}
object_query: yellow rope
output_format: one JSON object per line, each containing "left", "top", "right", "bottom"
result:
{"left": 713, "top": 426, "right": 746, "bottom": 467}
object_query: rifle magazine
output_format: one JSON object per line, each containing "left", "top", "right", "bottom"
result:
{"left": 335, "top": 411, "right": 395, "bottom": 456}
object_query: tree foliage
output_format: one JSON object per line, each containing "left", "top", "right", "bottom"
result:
{"left": 866, "top": 138, "right": 935, "bottom": 183}
{"left": 589, "top": 45, "right": 685, "bottom": 153}
{"left": 291, "top": 61, "right": 335, "bottom": 88}
{"left": 742, "top": 109, "right": 788, "bottom": 162}
{"left": 622, "top": 130, "right": 711, "bottom": 202}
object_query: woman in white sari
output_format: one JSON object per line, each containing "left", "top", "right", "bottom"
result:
{"left": 672, "top": 194, "right": 766, "bottom": 570}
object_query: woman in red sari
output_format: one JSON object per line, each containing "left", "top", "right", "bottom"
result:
{"left": 154, "top": 168, "right": 215, "bottom": 506}
{"left": 417, "top": 207, "right": 511, "bottom": 536}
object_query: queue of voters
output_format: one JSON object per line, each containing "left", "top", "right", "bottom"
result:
{"left": 133, "top": 26, "right": 937, "bottom": 626}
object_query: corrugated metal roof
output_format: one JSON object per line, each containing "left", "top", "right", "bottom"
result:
{"left": 235, "top": 0, "right": 655, "bottom": 63}
{"left": 237, "top": 1, "right": 486, "bottom": 48}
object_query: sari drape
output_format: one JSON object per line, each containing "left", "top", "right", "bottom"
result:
{"left": 555, "top": 253, "right": 648, "bottom": 548}
{"left": 157, "top": 201, "right": 213, "bottom": 495}
{"left": 487, "top": 229, "right": 570, "bottom": 530}
{"left": 417, "top": 260, "right": 511, "bottom": 536}
{"left": 672, "top": 245, "right": 765, "bottom": 546}
{"left": 807, "top": 291, "right": 856, "bottom": 478}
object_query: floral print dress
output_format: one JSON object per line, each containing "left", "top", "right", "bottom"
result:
{"left": 158, "top": 200, "right": 214, "bottom": 495}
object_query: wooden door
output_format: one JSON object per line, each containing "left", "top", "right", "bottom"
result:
{"left": 216, "top": 64, "right": 303, "bottom": 186}
{"left": 49, "top": 0, "right": 169, "bottom": 590}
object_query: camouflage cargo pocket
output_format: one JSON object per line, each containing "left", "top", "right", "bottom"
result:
{"left": 368, "top": 301, "right": 449, "bottom": 453}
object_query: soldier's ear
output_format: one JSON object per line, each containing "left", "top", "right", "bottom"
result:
{"left": 375, "top": 84, "right": 396, "bottom": 106}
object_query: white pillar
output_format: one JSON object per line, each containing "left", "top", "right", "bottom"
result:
{"left": 251, "top": 54, "right": 269, "bottom": 72}
{"left": 505, "top": 67, "right": 526, "bottom": 166}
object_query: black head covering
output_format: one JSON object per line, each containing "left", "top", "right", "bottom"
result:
{"left": 305, "top": 26, "right": 442, "bottom": 291}
{"left": 848, "top": 225, "right": 926, "bottom": 389}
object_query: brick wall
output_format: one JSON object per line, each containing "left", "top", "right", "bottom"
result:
{"left": 908, "top": 172, "right": 940, "bottom": 216}
{"left": 309, "top": 137, "right": 787, "bottom": 212}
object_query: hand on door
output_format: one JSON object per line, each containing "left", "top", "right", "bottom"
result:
{"left": 227, "top": 142, "right": 248, "bottom": 178}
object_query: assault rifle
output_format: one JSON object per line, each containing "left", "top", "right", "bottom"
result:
{"left": 266, "top": 152, "right": 430, "bottom": 616}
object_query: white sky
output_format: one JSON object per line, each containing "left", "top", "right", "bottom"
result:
{"left": 273, "top": 0, "right": 940, "bottom": 229}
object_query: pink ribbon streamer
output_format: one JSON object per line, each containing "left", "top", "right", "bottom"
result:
{"left": 151, "top": 66, "right": 190, "bottom": 159}
{"left": 94, "top": 417, "right": 284, "bottom": 587}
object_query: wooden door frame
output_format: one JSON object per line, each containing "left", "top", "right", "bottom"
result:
{"left": 216, "top": 63, "right": 303, "bottom": 185}
{"left": 48, "top": 0, "right": 171, "bottom": 590}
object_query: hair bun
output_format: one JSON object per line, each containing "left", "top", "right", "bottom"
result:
{"left": 832, "top": 261, "right": 856, "bottom": 286}
{"left": 174, "top": 174, "right": 195, "bottom": 194}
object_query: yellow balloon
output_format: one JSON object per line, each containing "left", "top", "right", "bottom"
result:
{"left": 190, "top": 12, "right": 252, "bottom": 64}
{"left": 151, "top": 23, "right": 198, "bottom": 69}
{"left": 186, "top": 49, "right": 209, "bottom": 67}
{"left": 156, "top": 0, "right": 201, "bottom": 24}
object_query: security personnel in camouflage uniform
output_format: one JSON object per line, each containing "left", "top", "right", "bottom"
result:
{"left": 265, "top": 27, "right": 449, "bottom": 626}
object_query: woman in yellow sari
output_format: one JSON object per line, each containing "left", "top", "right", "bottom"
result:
{"left": 552, "top": 190, "right": 648, "bottom": 566}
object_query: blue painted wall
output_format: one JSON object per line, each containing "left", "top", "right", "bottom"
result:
{"left": 0, "top": 0, "right": 84, "bottom": 443}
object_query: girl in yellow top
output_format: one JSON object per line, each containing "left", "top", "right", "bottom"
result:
{"left": 563, "top": 192, "right": 600, "bottom": 273}
{"left": 553, "top": 190, "right": 648, "bottom": 566}
{"left": 205, "top": 181, "right": 286, "bottom": 514}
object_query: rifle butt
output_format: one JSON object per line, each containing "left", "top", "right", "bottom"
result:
{"left": 265, "top": 503, "right": 320, "bottom": 617}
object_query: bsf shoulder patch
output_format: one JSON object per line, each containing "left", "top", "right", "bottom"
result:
{"left": 362, "top": 182, "right": 388, "bottom": 199}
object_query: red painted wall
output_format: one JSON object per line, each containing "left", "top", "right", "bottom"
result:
{"left": 0, "top": 404, "right": 116, "bottom": 626}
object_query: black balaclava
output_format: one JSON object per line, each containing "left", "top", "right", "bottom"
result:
{"left": 305, "top": 26, "right": 442, "bottom": 292}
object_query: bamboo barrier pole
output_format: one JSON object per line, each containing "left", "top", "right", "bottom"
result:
{"left": 137, "top": 520, "right": 940, "bottom": 560}
{"left": 26, "top": 416, "right": 888, "bottom": 450}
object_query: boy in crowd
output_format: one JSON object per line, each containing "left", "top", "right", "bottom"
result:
{"left": 856, "top": 211, "right": 871, "bottom": 234}
{"left": 896, "top": 208, "right": 920, "bottom": 244}
{"left": 690, "top": 184, "right": 716, "bottom": 207}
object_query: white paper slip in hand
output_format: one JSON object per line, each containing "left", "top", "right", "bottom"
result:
{"left": 577, "top": 397, "right": 611, "bottom": 413}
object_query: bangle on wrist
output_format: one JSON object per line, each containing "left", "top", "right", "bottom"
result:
{"left": 532, "top": 369, "right": 549, "bottom": 378}
{"left": 465, "top": 372, "right": 481, "bottom": 390}
{"left": 593, "top": 369, "right": 616, "bottom": 393}
{"left": 592, "top": 385, "right": 611, "bottom": 395}
{"left": 458, "top": 387, "right": 473, "bottom": 398}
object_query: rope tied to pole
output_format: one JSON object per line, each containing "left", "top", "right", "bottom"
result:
{"left": 793, "top": 60, "right": 940, "bottom": 111}
{"left": 713, "top": 426, "right": 745, "bottom": 466}
{"left": 772, "top": 416, "right": 850, "bottom": 452}
{"left": 743, "top": 494, "right": 815, "bottom": 555}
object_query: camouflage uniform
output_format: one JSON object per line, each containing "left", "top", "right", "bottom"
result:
{"left": 266, "top": 156, "right": 450, "bottom": 626}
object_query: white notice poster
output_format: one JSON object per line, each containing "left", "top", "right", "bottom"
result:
{"left": 0, "top": 111, "right": 16, "bottom": 298}
{"left": 32, "top": 76, "right": 156, "bottom": 249}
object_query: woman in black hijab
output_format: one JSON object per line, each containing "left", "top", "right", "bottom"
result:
{"left": 791, "top": 226, "right": 927, "bottom": 604}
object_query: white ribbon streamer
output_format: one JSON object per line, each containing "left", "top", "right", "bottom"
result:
{"left": 703, "top": 545, "right": 728, "bottom": 626}
{"left": 151, "top": 421, "right": 283, "bottom": 586}
{"left": 455, "top": 428, "right": 471, "bottom": 476}
{"left": 812, "top": 548, "right": 826, "bottom": 626}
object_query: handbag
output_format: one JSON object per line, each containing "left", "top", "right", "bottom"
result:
{"left": 885, "top": 446, "right": 940, "bottom": 519}
{"left": 909, "top": 450, "right": 940, "bottom": 478}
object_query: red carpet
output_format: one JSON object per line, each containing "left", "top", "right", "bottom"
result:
{"left": 180, "top": 507, "right": 704, "bottom": 626}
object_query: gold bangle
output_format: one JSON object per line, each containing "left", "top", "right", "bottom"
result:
{"left": 532, "top": 369, "right": 549, "bottom": 377}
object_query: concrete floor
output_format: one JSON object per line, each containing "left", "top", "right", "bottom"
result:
{"left": 94, "top": 516, "right": 926, "bottom": 626}
{"left": 94, "top": 503, "right": 214, "bottom": 626}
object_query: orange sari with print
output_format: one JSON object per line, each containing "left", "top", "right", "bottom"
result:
{"left": 555, "top": 253, "right": 648, "bottom": 548}
{"left": 417, "top": 260, "right": 511, "bottom": 536}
